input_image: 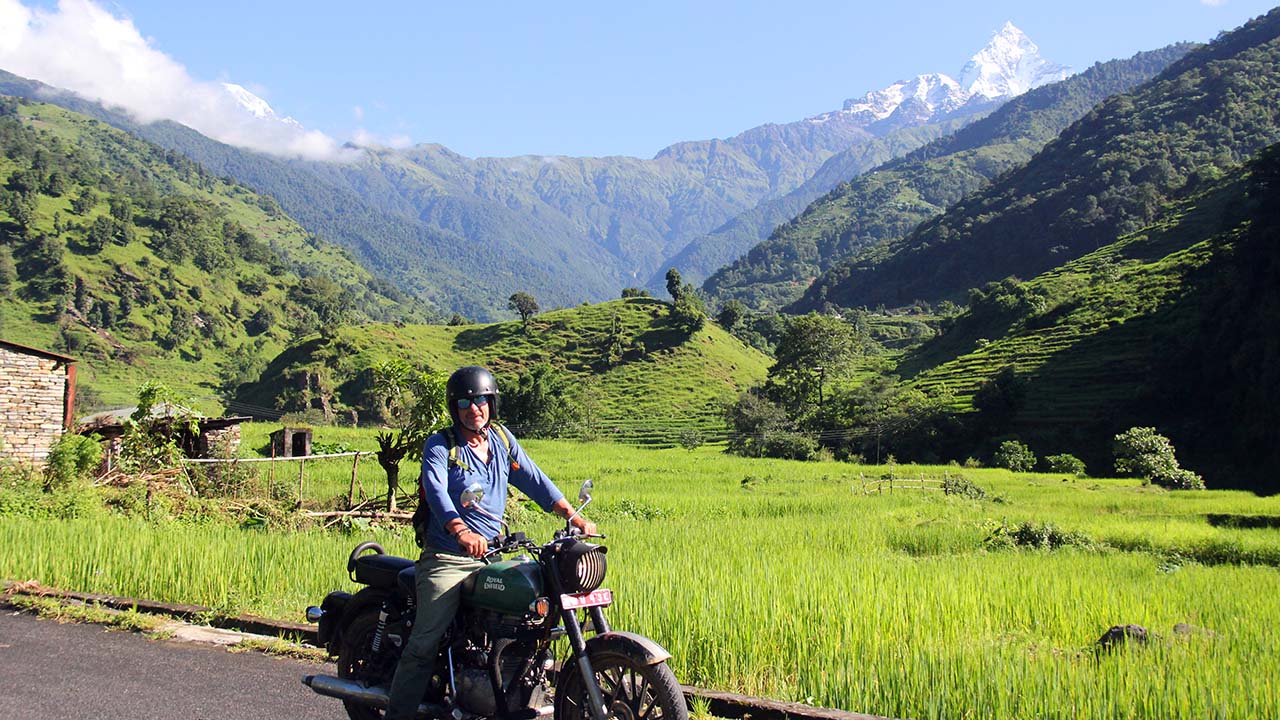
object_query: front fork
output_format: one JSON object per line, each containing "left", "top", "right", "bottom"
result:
{"left": 562, "top": 607, "right": 611, "bottom": 720}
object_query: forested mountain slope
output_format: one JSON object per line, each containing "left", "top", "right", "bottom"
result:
{"left": 800, "top": 8, "right": 1280, "bottom": 311}
{"left": 649, "top": 117, "right": 974, "bottom": 290}
{"left": 895, "top": 144, "right": 1280, "bottom": 492}
{"left": 700, "top": 44, "right": 1190, "bottom": 312}
{"left": 0, "top": 98, "right": 424, "bottom": 407}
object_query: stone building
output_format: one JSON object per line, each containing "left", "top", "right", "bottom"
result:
{"left": 0, "top": 340, "right": 77, "bottom": 465}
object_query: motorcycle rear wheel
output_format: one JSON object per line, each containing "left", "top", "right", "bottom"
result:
{"left": 555, "top": 651, "right": 688, "bottom": 720}
{"left": 337, "top": 610, "right": 394, "bottom": 720}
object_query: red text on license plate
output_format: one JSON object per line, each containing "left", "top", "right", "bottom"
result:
{"left": 561, "top": 588, "right": 612, "bottom": 609}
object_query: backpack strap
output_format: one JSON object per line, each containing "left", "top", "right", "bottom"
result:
{"left": 444, "top": 424, "right": 518, "bottom": 472}
{"left": 492, "top": 423, "right": 519, "bottom": 471}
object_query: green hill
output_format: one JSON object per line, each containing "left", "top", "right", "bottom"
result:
{"left": 702, "top": 43, "right": 1191, "bottom": 312}
{"left": 234, "top": 297, "right": 772, "bottom": 443}
{"left": 0, "top": 97, "right": 427, "bottom": 409}
{"left": 802, "top": 8, "right": 1280, "bottom": 311}
{"left": 891, "top": 144, "right": 1280, "bottom": 491}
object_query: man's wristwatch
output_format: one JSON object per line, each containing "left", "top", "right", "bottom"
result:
{"left": 454, "top": 527, "right": 472, "bottom": 540}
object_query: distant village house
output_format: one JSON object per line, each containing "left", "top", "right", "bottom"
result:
{"left": 0, "top": 339, "right": 77, "bottom": 465}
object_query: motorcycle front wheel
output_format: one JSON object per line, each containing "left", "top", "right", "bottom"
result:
{"left": 337, "top": 610, "right": 394, "bottom": 720}
{"left": 555, "top": 651, "right": 688, "bottom": 720}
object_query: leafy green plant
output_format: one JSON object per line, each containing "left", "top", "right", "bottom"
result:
{"left": 1042, "top": 453, "right": 1087, "bottom": 477}
{"left": 43, "top": 433, "right": 102, "bottom": 492}
{"left": 1113, "top": 427, "right": 1204, "bottom": 490}
{"left": 993, "top": 440, "right": 1036, "bottom": 472}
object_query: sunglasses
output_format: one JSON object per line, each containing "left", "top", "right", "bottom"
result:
{"left": 455, "top": 395, "right": 490, "bottom": 410}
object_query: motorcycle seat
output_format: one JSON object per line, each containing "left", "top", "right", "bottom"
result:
{"left": 397, "top": 565, "right": 417, "bottom": 601}
{"left": 353, "top": 554, "right": 414, "bottom": 588}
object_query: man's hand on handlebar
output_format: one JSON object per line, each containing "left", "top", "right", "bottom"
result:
{"left": 573, "top": 519, "right": 598, "bottom": 536}
{"left": 459, "top": 529, "right": 488, "bottom": 558}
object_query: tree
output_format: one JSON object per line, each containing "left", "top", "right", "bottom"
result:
{"left": 717, "top": 299, "right": 746, "bottom": 330}
{"left": 671, "top": 291, "right": 707, "bottom": 332}
{"left": 1113, "top": 427, "right": 1204, "bottom": 489}
{"left": 665, "top": 268, "right": 683, "bottom": 301}
{"left": 621, "top": 287, "right": 650, "bottom": 299}
{"left": 993, "top": 440, "right": 1036, "bottom": 472}
{"left": 0, "top": 246, "right": 15, "bottom": 298}
{"left": 288, "top": 276, "right": 352, "bottom": 335}
{"left": 767, "top": 313, "right": 862, "bottom": 413}
{"left": 371, "top": 360, "right": 448, "bottom": 511}
{"left": 503, "top": 363, "right": 575, "bottom": 438}
{"left": 508, "top": 292, "right": 539, "bottom": 330}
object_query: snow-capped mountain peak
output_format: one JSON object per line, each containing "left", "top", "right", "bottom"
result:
{"left": 221, "top": 83, "right": 303, "bottom": 128}
{"left": 813, "top": 22, "right": 1071, "bottom": 130}
{"left": 958, "top": 22, "right": 1072, "bottom": 100}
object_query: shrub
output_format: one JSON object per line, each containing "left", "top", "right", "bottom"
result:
{"left": 678, "top": 429, "right": 704, "bottom": 452}
{"left": 1042, "top": 453, "right": 1087, "bottom": 477}
{"left": 762, "top": 432, "right": 819, "bottom": 461}
{"left": 1113, "top": 427, "right": 1204, "bottom": 490}
{"left": 993, "top": 440, "right": 1036, "bottom": 472}
{"left": 43, "top": 433, "right": 102, "bottom": 491}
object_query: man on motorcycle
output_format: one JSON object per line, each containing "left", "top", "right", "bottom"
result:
{"left": 385, "top": 365, "right": 596, "bottom": 720}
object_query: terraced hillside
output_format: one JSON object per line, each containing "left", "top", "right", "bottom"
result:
{"left": 894, "top": 156, "right": 1269, "bottom": 482}
{"left": 235, "top": 298, "right": 772, "bottom": 443}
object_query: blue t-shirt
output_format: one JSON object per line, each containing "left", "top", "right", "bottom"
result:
{"left": 418, "top": 425, "right": 564, "bottom": 553}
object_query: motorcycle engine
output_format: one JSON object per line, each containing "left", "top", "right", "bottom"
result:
{"left": 453, "top": 630, "right": 552, "bottom": 715}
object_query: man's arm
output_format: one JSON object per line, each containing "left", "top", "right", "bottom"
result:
{"left": 550, "top": 498, "right": 597, "bottom": 535}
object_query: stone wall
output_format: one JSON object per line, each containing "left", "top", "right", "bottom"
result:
{"left": 200, "top": 424, "right": 243, "bottom": 457}
{"left": 0, "top": 346, "right": 69, "bottom": 464}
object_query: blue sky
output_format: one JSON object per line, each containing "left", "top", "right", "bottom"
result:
{"left": 3, "top": 0, "right": 1276, "bottom": 158}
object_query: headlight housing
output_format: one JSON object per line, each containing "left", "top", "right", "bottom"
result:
{"left": 557, "top": 539, "right": 607, "bottom": 593}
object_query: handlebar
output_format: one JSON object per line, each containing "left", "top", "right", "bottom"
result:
{"left": 479, "top": 529, "right": 607, "bottom": 562}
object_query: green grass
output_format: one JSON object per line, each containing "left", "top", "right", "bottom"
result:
{"left": 4, "top": 438, "right": 1279, "bottom": 718}
{"left": 238, "top": 299, "right": 771, "bottom": 442}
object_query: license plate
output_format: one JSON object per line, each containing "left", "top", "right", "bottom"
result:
{"left": 560, "top": 588, "right": 612, "bottom": 609}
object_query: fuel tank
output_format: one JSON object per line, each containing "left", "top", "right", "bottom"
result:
{"left": 461, "top": 559, "right": 543, "bottom": 615}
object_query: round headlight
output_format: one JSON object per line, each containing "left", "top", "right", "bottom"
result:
{"left": 557, "top": 539, "right": 607, "bottom": 593}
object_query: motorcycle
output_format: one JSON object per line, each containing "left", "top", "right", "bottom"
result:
{"left": 302, "top": 480, "right": 687, "bottom": 720}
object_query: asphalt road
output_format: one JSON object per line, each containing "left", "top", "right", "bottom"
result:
{"left": 0, "top": 609, "right": 344, "bottom": 719}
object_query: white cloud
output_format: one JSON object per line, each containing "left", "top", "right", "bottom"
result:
{"left": 0, "top": 0, "right": 356, "bottom": 161}
{"left": 1201, "top": 0, "right": 1229, "bottom": 6}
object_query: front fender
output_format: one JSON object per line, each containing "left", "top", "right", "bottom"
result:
{"left": 582, "top": 631, "right": 672, "bottom": 666}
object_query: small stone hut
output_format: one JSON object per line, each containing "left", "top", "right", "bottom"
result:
{"left": 0, "top": 340, "right": 77, "bottom": 464}
{"left": 269, "top": 427, "right": 312, "bottom": 458}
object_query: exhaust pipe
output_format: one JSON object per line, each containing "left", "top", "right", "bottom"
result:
{"left": 302, "top": 675, "right": 447, "bottom": 718}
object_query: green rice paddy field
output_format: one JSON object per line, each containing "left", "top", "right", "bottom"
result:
{"left": 5, "top": 432, "right": 1279, "bottom": 719}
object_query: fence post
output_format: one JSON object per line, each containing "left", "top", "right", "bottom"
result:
{"left": 348, "top": 453, "right": 361, "bottom": 509}
{"left": 296, "top": 458, "right": 306, "bottom": 508}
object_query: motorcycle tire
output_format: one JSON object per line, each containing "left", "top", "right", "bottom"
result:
{"left": 337, "top": 610, "right": 395, "bottom": 720}
{"left": 555, "top": 651, "right": 688, "bottom": 720}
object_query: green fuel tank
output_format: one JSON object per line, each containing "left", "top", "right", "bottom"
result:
{"left": 461, "top": 559, "right": 544, "bottom": 615}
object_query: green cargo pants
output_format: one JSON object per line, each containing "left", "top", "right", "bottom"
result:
{"left": 384, "top": 550, "right": 484, "bottom": 720}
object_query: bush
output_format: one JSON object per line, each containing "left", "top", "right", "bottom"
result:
{"left": 1113, "top": 427, "right": 1204, "bottom": 490}
{"left": 677, "top": 429, "right": 704, "bottom": 452}
{"left": 993, "top": 440, "right": 1036, "bottom": 472}
{"left": 762, "top": 432, "right": 819, "bottom": 461}
{"left": 1042, "top": 453, "right": 1086, "bottom": 477}
{"left": 43, "top": 433, "right": 102, "bottom": 491}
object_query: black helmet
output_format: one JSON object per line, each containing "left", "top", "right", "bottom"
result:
{"left": 446, "top": 365, "right": 500, "bottom": 426}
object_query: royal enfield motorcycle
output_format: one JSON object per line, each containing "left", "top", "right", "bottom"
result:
{"left": 302, "top": 480, "right": 687, "bottom": 720}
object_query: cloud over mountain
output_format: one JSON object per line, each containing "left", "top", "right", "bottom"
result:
{"left": 0, "top": 0, "right": 352, "bottom": 160}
